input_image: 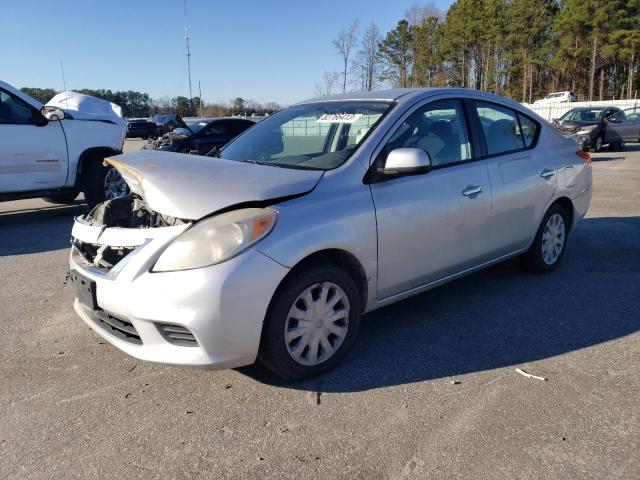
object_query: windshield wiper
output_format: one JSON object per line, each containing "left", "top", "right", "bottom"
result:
{"left": 241, "top": 159, "right": 278, "bottom": 167}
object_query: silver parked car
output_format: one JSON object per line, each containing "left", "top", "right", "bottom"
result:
{"left": 69, "top": 88, "right": 592, "bottom": 380}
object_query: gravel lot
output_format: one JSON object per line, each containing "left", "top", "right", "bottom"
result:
{"left": 1, "top": 140, "right": 638, "bottom": 479}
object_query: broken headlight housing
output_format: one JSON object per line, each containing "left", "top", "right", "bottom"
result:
{"left": 152, "top": 208, "right": 277, "bottom": 272}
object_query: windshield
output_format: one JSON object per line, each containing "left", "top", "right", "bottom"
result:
{"left": 219, "top": 101, "right": 393, "bottom": 170}
{"left": 562, "top": 109, "right": 604, "bottom": 121}
{"left": 186, "top": 121, "right": 210, "bottom": 133}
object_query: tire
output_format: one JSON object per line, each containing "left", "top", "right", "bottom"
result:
{"left": 258, "top": 264, "right": 361, "bottom": 381}
{"left": 521, "top": 203, "right": 569, "bottom": 273}
{"left": 81, "top": 158, "right": 128, "bottom": 208}
{"left": 42, "top": 191, "right": 79, "bottom": 205}
{"left": 592, "top": 136, "right": 603, "bottom": 152}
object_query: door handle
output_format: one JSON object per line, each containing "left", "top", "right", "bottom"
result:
{"left": 540, "top": 169, "right": 556, "bottom": 179}
{"left": 462, "top": 185, "right": 483, "bottom": 197}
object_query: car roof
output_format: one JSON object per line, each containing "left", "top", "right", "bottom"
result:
{"left": 296, "top": 87, "right": 528, "bottom": 113}
{"left": 189, "top": 117, "right": 253, "bottom": 123}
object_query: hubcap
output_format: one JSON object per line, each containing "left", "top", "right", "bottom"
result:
{"left": 104, "top": 167, "right": 128, "bottom": 199}
{"left": 541, "top": 213, "right": 565, "bottom": 265}
{"left": 284, "top": 282, "right": 350, "bottom": 366}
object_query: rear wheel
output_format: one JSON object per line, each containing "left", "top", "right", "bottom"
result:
{"left": 521, "top": 203, "right": 568, "bottom": 273}
{"left": 258, "top": 265, "right": 361, "bottom": 381}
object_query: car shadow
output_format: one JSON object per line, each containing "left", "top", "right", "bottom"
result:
{"left": 0, "top": 202, "right": 86, "bottom": 256}
{"left": 239, "top": 216, "right": 640, "bottom": 392}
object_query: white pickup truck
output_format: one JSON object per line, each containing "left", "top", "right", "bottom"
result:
{"left": 0, "top": 81, "right": 127, "bottom": 207}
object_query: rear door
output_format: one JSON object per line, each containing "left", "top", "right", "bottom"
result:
{"left": 606, "top": 109, "right": 638, "bottom": 142}
{"left": 472, "top": 101, "right": 556, "bottom": 256}
{"left": 0, "top": 88, "right": 68, "bottom": 193}
{"left": 370, "top": 98, "right": 493, "bottom": 299}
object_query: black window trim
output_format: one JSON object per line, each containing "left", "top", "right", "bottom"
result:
{"left": 469, "top": 99, "right": 541, "bottom": 159}
{"left": 369, "top": 97, "right": 481, "bottom": 178}
{"left": 0, "top": 88, "right": 41, "bottom": 126}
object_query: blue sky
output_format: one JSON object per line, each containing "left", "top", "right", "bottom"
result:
{"left": 2, "top": 0, "right": 453, "bottom": 105}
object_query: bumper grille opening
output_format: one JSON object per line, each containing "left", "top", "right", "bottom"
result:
{"left": 86, "top": 308, "right": 142, "bottom": 344}
{"left": 73, "top": 240, "right": 136, "bottom": 271}
{"left": 157, "top": 324, "right": 198, "bottom": 347}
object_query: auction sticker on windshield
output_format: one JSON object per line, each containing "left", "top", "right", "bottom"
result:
{"left": 316, "top": 113, "right": 363, "bottom": 123}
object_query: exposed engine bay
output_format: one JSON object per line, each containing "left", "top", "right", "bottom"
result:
{"left": 73, "top": 194, "right": 189, "bottom": 270}
{"left": 83, "top": 194, "right": 187, "bottom": 229}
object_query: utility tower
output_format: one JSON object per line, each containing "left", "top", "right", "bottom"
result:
{"left": 183, "top": 0, "right": 193, "bottom": 101}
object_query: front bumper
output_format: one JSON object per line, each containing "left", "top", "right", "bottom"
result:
{"left": 70, "top": 219, "right": 289, "bottom": 369}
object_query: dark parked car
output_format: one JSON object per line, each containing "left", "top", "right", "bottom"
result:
{"left": 126, "top": 119, "right": 159, "bottom": 139}
{"left": 602, "top": 107, "right": 640, "bottom": 150}
{"left": 153, "top": 118, "right": 255, "bottom": 155}
{"left": 151, "top": 113, "right": 188, "bottom": 135}
{"left": 552, "top": 106, "right": 621, "bottom": 151}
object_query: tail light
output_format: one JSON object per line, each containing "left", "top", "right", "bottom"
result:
{"left": 576, "top": 150, "right": 592, "bottom": 164}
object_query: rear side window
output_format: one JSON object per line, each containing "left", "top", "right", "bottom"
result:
{"left": 517, "top": 113, "right": 538, "bottom": 148}
{"left": 475, "top": 102, "right": 526, "bottom": 155}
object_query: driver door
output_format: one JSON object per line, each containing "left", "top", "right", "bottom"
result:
{"left": 370, "top": 98, "right": 492, "bottom": 299}
{"left": 0, "top": 88, "right": 68, "bottom": 192}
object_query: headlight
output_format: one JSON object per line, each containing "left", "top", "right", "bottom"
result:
{"left": 577, "top": 125, "right": 597, "bottom": 135}
{"left": 152, "top": 208, "right": 277, "bottom": 272}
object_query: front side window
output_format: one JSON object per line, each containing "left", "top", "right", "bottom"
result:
{"left": 385, "top": 99, "right": 472, "bottom": 166}
{"left": 220, "top": 101, "right": 392, "bottom": 170}
{"left": 0, "top": 90, "right": 35, "bottom": 125}
{"left": 203, "top": 122, "right": 229, "bottom": 135}
{"left": 475, "top": 102, "right": 525, "bottom": 155}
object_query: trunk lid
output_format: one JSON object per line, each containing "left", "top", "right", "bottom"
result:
{"left": 105, "top": 151, "right": 324, "bottom": 220}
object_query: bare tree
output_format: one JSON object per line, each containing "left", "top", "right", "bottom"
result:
{"left": 313, "top": 71, "right": 340, "bottom": 97}
{"left": 333, "top": 20, "right": 360, "bottom": 93}
{"left": 405, "top": 2, "right": 444, "bottom": 25}
{"left": 354, "top": 22, "right": 383, "bottom": 91}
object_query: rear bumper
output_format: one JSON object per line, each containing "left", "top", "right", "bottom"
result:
{"left": 70, "top": 220, "right": 289, "bottom": 369}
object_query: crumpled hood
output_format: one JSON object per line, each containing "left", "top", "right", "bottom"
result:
{"left": 46, "top": 91, "right": 125, "bottom": 127}
{"left": 105, "top": 151, "right": 324, "bottom": 220}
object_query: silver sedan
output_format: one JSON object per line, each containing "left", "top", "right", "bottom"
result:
{"left": 69, "top": 88, "right": 592, "bottom": 380}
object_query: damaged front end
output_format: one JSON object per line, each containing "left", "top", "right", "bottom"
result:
{"left": 72, "top": 194, "right": 190, "bottom": 272}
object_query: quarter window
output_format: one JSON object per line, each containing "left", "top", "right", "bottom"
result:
{"left": 517, "top": 113, "right": 538, "bottom": 148}
{"left": 475, "top": 102, "right": 525, "bottom": 155}
{"left": 386, "top": 99, "right": 472, "bottom": 167}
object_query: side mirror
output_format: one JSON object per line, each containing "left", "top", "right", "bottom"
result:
{"left": 41, "top": 106, "right": 65, "bottom": 121}
{"left": 381, "top": 148, "right": 432, "bottom": 176}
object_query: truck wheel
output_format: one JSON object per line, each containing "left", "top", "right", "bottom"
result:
{"left": 82, "top": 160, "right": 128, "bottom": 208}
{"left": 42, "top": 192, "right": 79, "bottom": 205}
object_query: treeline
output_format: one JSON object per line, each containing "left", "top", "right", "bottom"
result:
{"left": 20, "top": 88, "right": 281, "bottom": 118}
{"left": 321, "top": 0, "right": 640, "bottom": 102}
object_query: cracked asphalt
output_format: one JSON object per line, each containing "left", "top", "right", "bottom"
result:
{"left": 1, "top": 139, "right": 638, "bottom": 479}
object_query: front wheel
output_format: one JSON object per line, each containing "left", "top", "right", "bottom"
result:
{"left": 521, "top": 204, "right": 568, "bottom": 273}
{"left": 592, "top": 136, "right": 603, "bottom": 152}
{"left": 82, "top": 160, "right": 129, "bottom": 208}
{"left": 258, "top": 265, "right": 361, "bottom": 381}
